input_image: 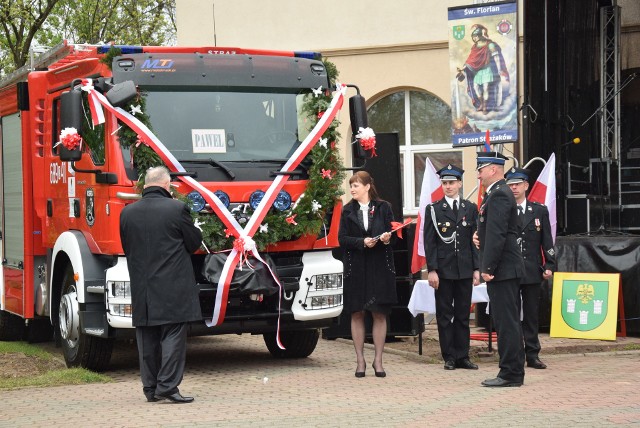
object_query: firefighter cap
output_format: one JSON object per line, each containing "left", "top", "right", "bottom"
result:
{"left": 436, "top": 164, "right": 464, "bottom": 181}
{"left": 476, "top": 151, "right": 507, "bottom": 170}
{"left": 505, "top": 167, "right": 530, "bottom": 184}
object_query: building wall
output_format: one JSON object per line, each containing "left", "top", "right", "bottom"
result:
{"left": 176, "top": 0, "right": 640, "bottom": 209}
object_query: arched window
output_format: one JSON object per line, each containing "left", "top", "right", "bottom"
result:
{"left": 368, "top": 90, "right": 462, "bottom": 214}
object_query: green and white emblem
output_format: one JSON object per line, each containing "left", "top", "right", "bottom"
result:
{"left": 561, "top": 280, "right": 608, "bottom": 331}
{"left": 452, "top": 25, "right": 465, "bottom": 41}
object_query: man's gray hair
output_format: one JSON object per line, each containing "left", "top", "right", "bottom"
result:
{"left": 144, "top": 166, "right": 171, "bottom": 186}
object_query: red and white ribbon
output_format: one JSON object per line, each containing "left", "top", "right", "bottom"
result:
{"left": 81, "top": 79, "right": 346, "bottom": 349}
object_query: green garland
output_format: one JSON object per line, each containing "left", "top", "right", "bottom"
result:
{"left": 194, "top": 60, "right": 345, "bottom": 250}
{"left": 103, "top": 46, "right": 344, "bottom": 251}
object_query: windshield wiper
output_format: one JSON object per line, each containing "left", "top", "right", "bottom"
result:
{"left": 178, "top": 158, "right": 236, "bottom": 180}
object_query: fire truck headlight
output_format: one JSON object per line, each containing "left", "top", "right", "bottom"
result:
{"left": 273, "top": 190, "right": 292, "bottom": 211}
{"left": 313, "top": 273, "right": 342, "bottom": 290}
{"left": 111, "top": 281, "right": 131, "bottom": 298}
{"left": 249, "top": 190, "right": 265, "bottom": 210}
{"left": 214, "top": 190, "right": 230, "bottom": 208}
{"left": 187, "top": 191, "right": 206, "bottom": 212}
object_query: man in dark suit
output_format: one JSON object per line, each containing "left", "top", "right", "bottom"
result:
{"left": 505, "top": 167, "right": 556, "bottom": 370}
{"left": 120, "top": 166, "right": 203, "bottom": 403}
{"left": 423, "top": 164, "right": 480, "bottom": 371}
{"left": 475, "top": 152, "right": 525, "bottom": 387}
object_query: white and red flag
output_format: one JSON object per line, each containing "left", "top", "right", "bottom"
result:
{"left": 528, "top": 153, "right": 557, "bottom": 242}
{"left": 411, "top": 158, "right": 445, "bottom": 273}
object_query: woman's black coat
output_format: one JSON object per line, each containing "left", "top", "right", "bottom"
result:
{"left": 120, "top": 186, "right": 203, "bottom": 326}
{"left": 338, "top": 199, "right": 397, "bottom": 313}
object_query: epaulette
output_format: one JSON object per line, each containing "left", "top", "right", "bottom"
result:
{"left": 530, "top": 200, "right": 545, "bottom": 207}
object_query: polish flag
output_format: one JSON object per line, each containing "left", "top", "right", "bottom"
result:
{"left": 411, "top": 158, "right": 445, "bottom": 273}
{"left": 528, "top": 153, "right": 557, "bottom": 242}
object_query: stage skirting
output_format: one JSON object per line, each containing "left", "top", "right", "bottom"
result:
{"left": 554, "top": 235, "right": 640, "bottom": 334}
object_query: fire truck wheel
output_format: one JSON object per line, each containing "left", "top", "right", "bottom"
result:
{"left": 0, "top": 310, "right": 25, "bottom": 341}
{"left": 58, "top": 265, "right": 113, "bottom": 371}
{"left": 263, "top": 329, "right": 319, "bottom": 358}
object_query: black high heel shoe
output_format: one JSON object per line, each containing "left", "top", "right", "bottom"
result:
{"left": 372, "top": 363, "right": 386, "bottom": 378}
{"left": 355, "top": 363, "right": 366, "bottom": 378}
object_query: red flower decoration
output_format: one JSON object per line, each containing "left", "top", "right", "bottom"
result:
{"left": 135, "top": 135, "right": 148, "bottom": 148}
{"left": 286, "top": 214, "right": 298, "bottom": 226}
{"left": 356, "top": 127, "right": 378, "bottom": 157}
{"left": 233, "top": 238, "right": 246, "bottom": 252}
{"left": 224, "top": 228, "right": 234, "bottom": 238}
{"left": 330, "top": 141, "right": 336, "bottom": 149}
{"left": 321, "top": 168, "right": 332, "bottom": 179}
{"left": 317, "top": 111, "right": 324, "bottom": 120}
{"left": 59, "top": 128, "right": 82, "bottom": 150}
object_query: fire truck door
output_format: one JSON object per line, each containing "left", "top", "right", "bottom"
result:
{"left": 0, "top": 113, "right": 25, "bottom": 316}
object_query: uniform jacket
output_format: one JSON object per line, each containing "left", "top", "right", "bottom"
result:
{"left": 518, "top": 200, "right": 556, "bottom": 284}
{"left": 338, "top": 199, "right": 397, "bottom": 312}
{"left": 423, "top": 197, "right": 479, "bottom": 279}
{"left": 120, "top": 186, "right": 203, "bottom": 326}
{"left": 477, "top": 180, "right": 524, "bottom": 281}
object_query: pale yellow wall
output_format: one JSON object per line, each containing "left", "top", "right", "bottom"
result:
{"left": 178, "top": 0, "right": 468, "bottom": 51}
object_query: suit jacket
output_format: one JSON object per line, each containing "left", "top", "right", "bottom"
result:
{"left": 338, "top": 199, "right": 397, "bottom": 312}
{"left": 518, "top": 200, "right": 556, "bottom": 284}
{"left": 423, "top": 197, "right": 479, "bottom": 279}
{"left": 120, "top": 186, "right": 203, "bottom": 326}
{"left": 477, "top": 180, "right": 524, "bottom": 281}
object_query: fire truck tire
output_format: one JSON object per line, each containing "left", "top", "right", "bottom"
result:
{"left": 263, "top": 329, "right": 319, "bottom": 358}
{"left": 0, "top": 310, "right": 25, "bottom": 341}
{"left": 58, "top": 265, "right": 114, "bottom": 371}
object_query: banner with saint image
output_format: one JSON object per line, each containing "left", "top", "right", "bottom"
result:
{"left": 448, "top": 1, "right": 518, "bottom": 146}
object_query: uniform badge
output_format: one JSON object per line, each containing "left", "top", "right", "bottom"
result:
{"left": 479, "top": 216, "right": 485, "bottom": 223}
{"left": 535, "top": 218, "right": 541, "bottom": 226}
{"left": 442, "top": 227, "right": 447, "bottom": 232}
{"left": 547, "top": 248, "right": 555, "bottom": 256}
{"left": 445, "top": 222, "right": 450, "bottom": 227}
{"left": 462, "top": 221, "right": 467, "bottom": 227}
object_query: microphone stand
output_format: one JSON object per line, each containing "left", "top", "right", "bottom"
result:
{"left": 581, "top": 73, "right": 637, "bottom": 126}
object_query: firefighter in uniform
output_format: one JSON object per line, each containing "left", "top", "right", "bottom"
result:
{"left": 423, "top": 164, "right": 480, "bottom": 371}
{"left": 505, "top": 167, "right": 556, "bottom": 369}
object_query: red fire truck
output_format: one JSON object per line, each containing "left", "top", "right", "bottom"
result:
{"left": 0, "top": 42, "right": 369, "bottom": 370}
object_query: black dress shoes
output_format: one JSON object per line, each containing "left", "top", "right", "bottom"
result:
{"left": 481, "top": 377, "right": 523, "bottom": 387}
{"left": 444, "top": 360, "right": 456, "bottom": 370}
{"left": 455, "top": 358, "right": 478, "bottom": 370}
{"left": 372, "top": 363, "right": 386, "bottom": 378}
{"left": 527, "top": 358, "right": 547, "bottom": 369}
{"left": 145, "top": 394, "right": 161, "bottom": 402}
{"left": 154, "top": 392, "right": 195, "bottom": 403}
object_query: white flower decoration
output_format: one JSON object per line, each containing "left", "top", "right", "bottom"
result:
{"left": 318, "top": 137, "right": 328, "bottom": 148}
{"left": 312, "top": 86, "right": 323, "bottom": 97}
{"left": 130, "top": 104, "right": 143, "bottom": 116}
{"left": 355, "top": 127, "right": 376, "bottom": 140}
{"left": 311, "top": 200, "right": 322, "bottom": 213}
{"left": 259, "top": 223, "right": 269, "bottom": 233}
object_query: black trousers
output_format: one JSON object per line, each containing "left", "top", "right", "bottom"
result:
{"left": 136, "top": 322, "right": 188, "bottom": 397}
{"left": 435, "top": 278, "right": 473, "bottom": 362}
{"left": 520, "top": 282, "right": 542, "bottom": 361}
{"left": 487, "top": 278, "right": 525, "bottom": 382}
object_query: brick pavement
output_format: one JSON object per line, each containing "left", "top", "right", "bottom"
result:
{"left": 0, "top": 333, "right": 639, "bottom": 427}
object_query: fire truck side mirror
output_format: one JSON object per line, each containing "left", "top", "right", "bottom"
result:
{"left": 349, "top": 94, "right": 370, "bottom": 160}
{"left": 59, "top": 90, "right": 84, "bottom": 162}
{"left": 106, "top": 81, "right": 137, "bottom": 107}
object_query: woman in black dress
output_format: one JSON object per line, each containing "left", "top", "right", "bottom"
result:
{"left": 338, "top": 171, "right": 397, "bottom": 378}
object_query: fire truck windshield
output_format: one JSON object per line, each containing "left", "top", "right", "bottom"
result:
{"left": 128, "top": 90, "right": 311, "bottom": 163}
